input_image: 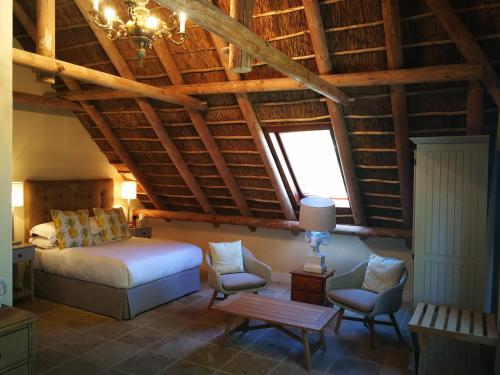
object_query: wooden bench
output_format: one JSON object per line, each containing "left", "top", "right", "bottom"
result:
{"left": 408, "top": 302, "right": 498, "bottom": 375}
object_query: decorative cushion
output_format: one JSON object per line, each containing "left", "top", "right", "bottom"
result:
{"left": 327, "top": 288, "right": 378, "bottom": 312}
{"left": 221, "top": 272, "right": 267, "bottom": 291}
{"left": 89, "top": 217, "right": 100, "bottom": 235}
{"left": 209, "top": 240, "right": 244, "bottom": 274}
{"left": 93, "top": 208, "right": 131, "bottom": 242}
{"left": 50, "top": 209, "right": 93, "bottom": 249}
{"left": 361, "top": 254, "right": 404, "bottom": 293}
{"left": 29, "top": 221, "right": 57, "bottom": 243}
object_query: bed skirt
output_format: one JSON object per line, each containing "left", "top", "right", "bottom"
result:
{"left": 34, "top": 267, "right": 200, "bottom": 320}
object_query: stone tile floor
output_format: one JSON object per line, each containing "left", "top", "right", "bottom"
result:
{"left": 19, "top": 282, "right": 413, "bottom": 375}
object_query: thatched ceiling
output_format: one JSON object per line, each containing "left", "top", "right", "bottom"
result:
{"left": 13, "top": 0, "right": 500, "bottom": 231}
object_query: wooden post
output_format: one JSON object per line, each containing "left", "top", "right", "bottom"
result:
{"left": 36, "top": 0, "right": 55, "bottom": 84}
{"left": 211, "top": 34, "right": 297, "bottom": 221}
{"left": 382, "top": 0, "right": 412, "bottom": 229}
{"left": 154, "top": 0, "right": 349, "bottom": 104}
{"left": 72, "top": 0, "right": 215, "bottom": 214}
{"left": 424, "top": 0, "right": 500, "bottom": 107}
{"left": 466, "top": 80, "right": 483, "bottom": 135}
{"left": 229, "top": 0, "right": 253, "bottom": 73}
{"left": 302, "top": 0, "right": 367, "bottom": 225}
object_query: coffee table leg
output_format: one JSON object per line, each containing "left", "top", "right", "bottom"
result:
{"left": 319, "top": 330, "right": 327, "bottom": 351}
{"left": 222, "top": 315, "right": 233, "bottom": 347}
{"left": 302, "top": 329, "right": 311, "bottom": 371}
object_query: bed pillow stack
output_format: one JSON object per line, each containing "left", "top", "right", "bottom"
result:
{"left": 209, "top": 240, "right": 245, "bottom": 274}
{"left": 93, "top": 208, "right": 131, "bottom": 242}
{"left": 50, "top": 209, "right": 93, "bottom": 249}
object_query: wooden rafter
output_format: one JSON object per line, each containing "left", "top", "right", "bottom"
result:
{"left": 210, "top": 34, "right": 297, "bottom": 221}
{"left": 14, "top": 91, "right": 83, "bottom": 112}
{"left": 12, "top": 0, "right": 165, "bottom": 210}
{"left": 73, "top": 0, "right": 215, "bottom": 215}
{"left": 302, "top": 0, "right": 366, "bottom": 226}
{"left": 134, "top": 209, "right": 413, "bottom": 240}
{"left": 152, "top": 39, "right": 252, "bottom": 217}
{"left": 154, "top": 0, "right": 349, "bottom": 104}
{"left": 58, "top": 64, "right": 483, "bottom": 101}
{"left": 466, "top": 80, "right": 483, "bottom": 135}
{"left": 424, "top": 0, "right": 500, "bottom": 107}
{"left": 381, "top": 0, "right": 412, "bottom": 229}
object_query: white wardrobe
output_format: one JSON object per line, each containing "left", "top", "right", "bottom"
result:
{"left": 412, "top": 136, "right": 490, "bottom": 311}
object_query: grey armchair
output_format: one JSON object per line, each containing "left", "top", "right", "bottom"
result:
{"left": 326, "top": 260, "right": 407, "bottom": 349}
{"left": 206, "top": 247, "right": 271, "bottom": 308}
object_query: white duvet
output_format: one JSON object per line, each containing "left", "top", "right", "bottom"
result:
{"left": 34, "top": 237, "right": 202, "bottom": 289}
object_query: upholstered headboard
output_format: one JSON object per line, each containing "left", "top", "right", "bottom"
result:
{"left": 24, "top": 179, "right": 114, "bottom": 240}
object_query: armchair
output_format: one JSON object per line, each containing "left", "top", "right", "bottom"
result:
{"left": 206, "top": 247, "right": 271, "bottom": 308}
{"left": 326, "top": 260, "right": 407, "bottom": 349}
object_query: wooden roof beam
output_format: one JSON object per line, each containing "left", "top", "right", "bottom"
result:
{"left": 12, "top": 49, "right": 206, "bottom": 111}
{"left": 59, "top": 64, "right": 483, "bottom": 101}
{"left": 466, "top": 80, "right": 483, "bottom": 135}
{"left": 302, "top": 0, "right": 366, "bottom": 226}
{"left": 35, "top": 0, "right": 55, "bottom": 84}
{"left": 154, "top": 0, "right": 349, "bottom": 105}
{"left": 424, "top": 0, "right": 500, "bottom": 107}
{"left": 14, "top": 91, "right": 83, "bottom": 112}
{"left": 210, "top": 34, "right": 297, "bottom": 221}
{"left": 381, "top": 0, "right": 412, "bottom": 229}
{"left": 73, "top": 0, "right": 215, "bottom": 215}
{"left": 12, "top": 1, "right": 165, "bottom": 210}
{"left": 152, "top": 39, "right": 252, "bottom": 217}
{"left": 135, "top": 209, "right": 413, "bottom": 240}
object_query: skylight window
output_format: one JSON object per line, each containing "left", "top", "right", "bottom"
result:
{"left": 268, "top": 129, "right": 350, "bottom": 208}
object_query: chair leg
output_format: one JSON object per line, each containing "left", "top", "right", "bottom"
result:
{"left": 208, "top": 290, "right": 218, "bottom": 308}
{"left": 369, "top": 317, "right": 375, "bottom": 350}
{"left": 389, "top": 313, "right": 404, "bottom": 342}
{"left": 335, "top": 308, "right": 345, "bottom": 334}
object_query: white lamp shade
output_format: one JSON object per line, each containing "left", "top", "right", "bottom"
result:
{"left": 11, "top": 182, "right": 24, "bottom": 208}
{"left": 121, "top": 181, "right": 137, "bottom": 200}
{"left": 299, "top": 196, "right": 336, "bottom": 232}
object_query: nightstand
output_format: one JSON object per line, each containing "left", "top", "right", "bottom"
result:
{"left": 0, "top": 306, "right": 37, "bottom": 374}
{"left": 12, "top": 244, "right": 35, "bottom": 304}
{"left": 129, "top": 225, "right": 153, "bottom": 238}
{"left": 290, "top": 268, "right": 334, "bottom": 306}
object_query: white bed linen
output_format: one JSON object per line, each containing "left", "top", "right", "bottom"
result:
{"left": 34, "top": 237, "right": 202, "bottom": 289}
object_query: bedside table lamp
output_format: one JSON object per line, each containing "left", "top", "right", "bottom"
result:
{"left": 299, "top": 196, "right": 336, "bottom": 273}
{"left": 11, "top": 182, "right": 24, "bottom": 244}
{"left": 121, "top": 181, "right": 137, "bottom": 223}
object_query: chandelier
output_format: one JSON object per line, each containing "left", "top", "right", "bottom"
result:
{"left": 90, "top": 0, "right": 187, "bottom": 65}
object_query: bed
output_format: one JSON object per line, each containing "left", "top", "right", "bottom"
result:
{"left": 25, "top": 179, "right": 202, "bottom": 320}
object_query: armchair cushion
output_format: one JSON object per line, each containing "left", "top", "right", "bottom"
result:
{"left": 209, "top": 240, "right": 244, "bottom": 274}
{"left": 361, "top": 254, "right": 404, "bottom": 293}
{"left": 327, "top": 288, "right": 378, "bottom": 312}
{"left": 221, "top": 272, "right": 267, "bottom": 291}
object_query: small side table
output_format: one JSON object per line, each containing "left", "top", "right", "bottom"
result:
{"left": 129, "top": 225, "right": 153, "bottom": 239}
{"left": 290, "top": 268, "right": 334, "bottom": 306}
{"left": 12, "top": 243, "right": 35, "bottom": 304}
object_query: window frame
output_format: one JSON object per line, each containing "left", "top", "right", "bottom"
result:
{"left": 264, "top": 125, "right": 350, "bottom": 209}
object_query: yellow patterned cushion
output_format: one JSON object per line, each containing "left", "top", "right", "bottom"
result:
{"left": 93, "top": 208, "right": 131, "bottom": 242}
{"left": 50, "top": 209, "right": 93, "bottom": 249}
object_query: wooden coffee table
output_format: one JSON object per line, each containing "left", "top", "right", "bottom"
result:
{"left": 211, "top": 293, "right": 339, "bottom": 370}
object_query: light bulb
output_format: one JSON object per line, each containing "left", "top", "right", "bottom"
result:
{"left": 92, "top": 0, "right": 100, "bottom": 11}
{"left": 179, "top": 12, "right": 186, "bottom": 33}
{"left": 146, "top": 16, "right": 159, "bottom": 30}
{"left": 104, "top": 7, "right": 116, "bottom": 22}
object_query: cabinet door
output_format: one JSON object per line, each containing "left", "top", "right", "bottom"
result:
{"left": 413, "top": 139, "right": 489, "bottom": 311}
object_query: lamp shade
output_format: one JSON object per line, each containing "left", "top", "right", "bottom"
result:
{"left": 299, "top": 196, "right": 336, "bottom": 232}
{"left": 121, "top": 181, "right": 137, "bottom": 200}
{"left": 11, "top": 182, "right": 24, "bottom": 208}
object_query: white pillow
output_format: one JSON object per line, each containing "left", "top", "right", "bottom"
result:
{"left": 29, "top": 237, "right": 57, "bottom": 249}
{"left": 29, "top": 222, "right": 56, "bottom": 242}
{"left": 361, "top": 254, "right": 404, "bottom": 293}
{"left": 209, "top": 240, "right": 244, "bottom": 275}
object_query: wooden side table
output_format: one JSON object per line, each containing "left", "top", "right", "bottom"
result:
{"left": 0, "top": 307, "right": 37, "bottom": 374}
{"left": 129, "top": 225, "right": 153, "bottom": 238}
{"left": 12, "top": 244, "right": 35, "bottom": 304}
{"left": 290, "top": 268, "right": 334, "bottom": 306}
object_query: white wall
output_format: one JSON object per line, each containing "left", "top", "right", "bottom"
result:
{"left": 12, "top": 40, "right": 124, "bottom": 241}
{"left": 0, "top": 1, "right": 13, "bottom": 305}
{"left": 151, "top": 219, "right": 413, "bottom": 295}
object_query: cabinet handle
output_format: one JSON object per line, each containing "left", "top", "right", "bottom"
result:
{"left": 18, "top": 254, "right": 22, "bottom": 258}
